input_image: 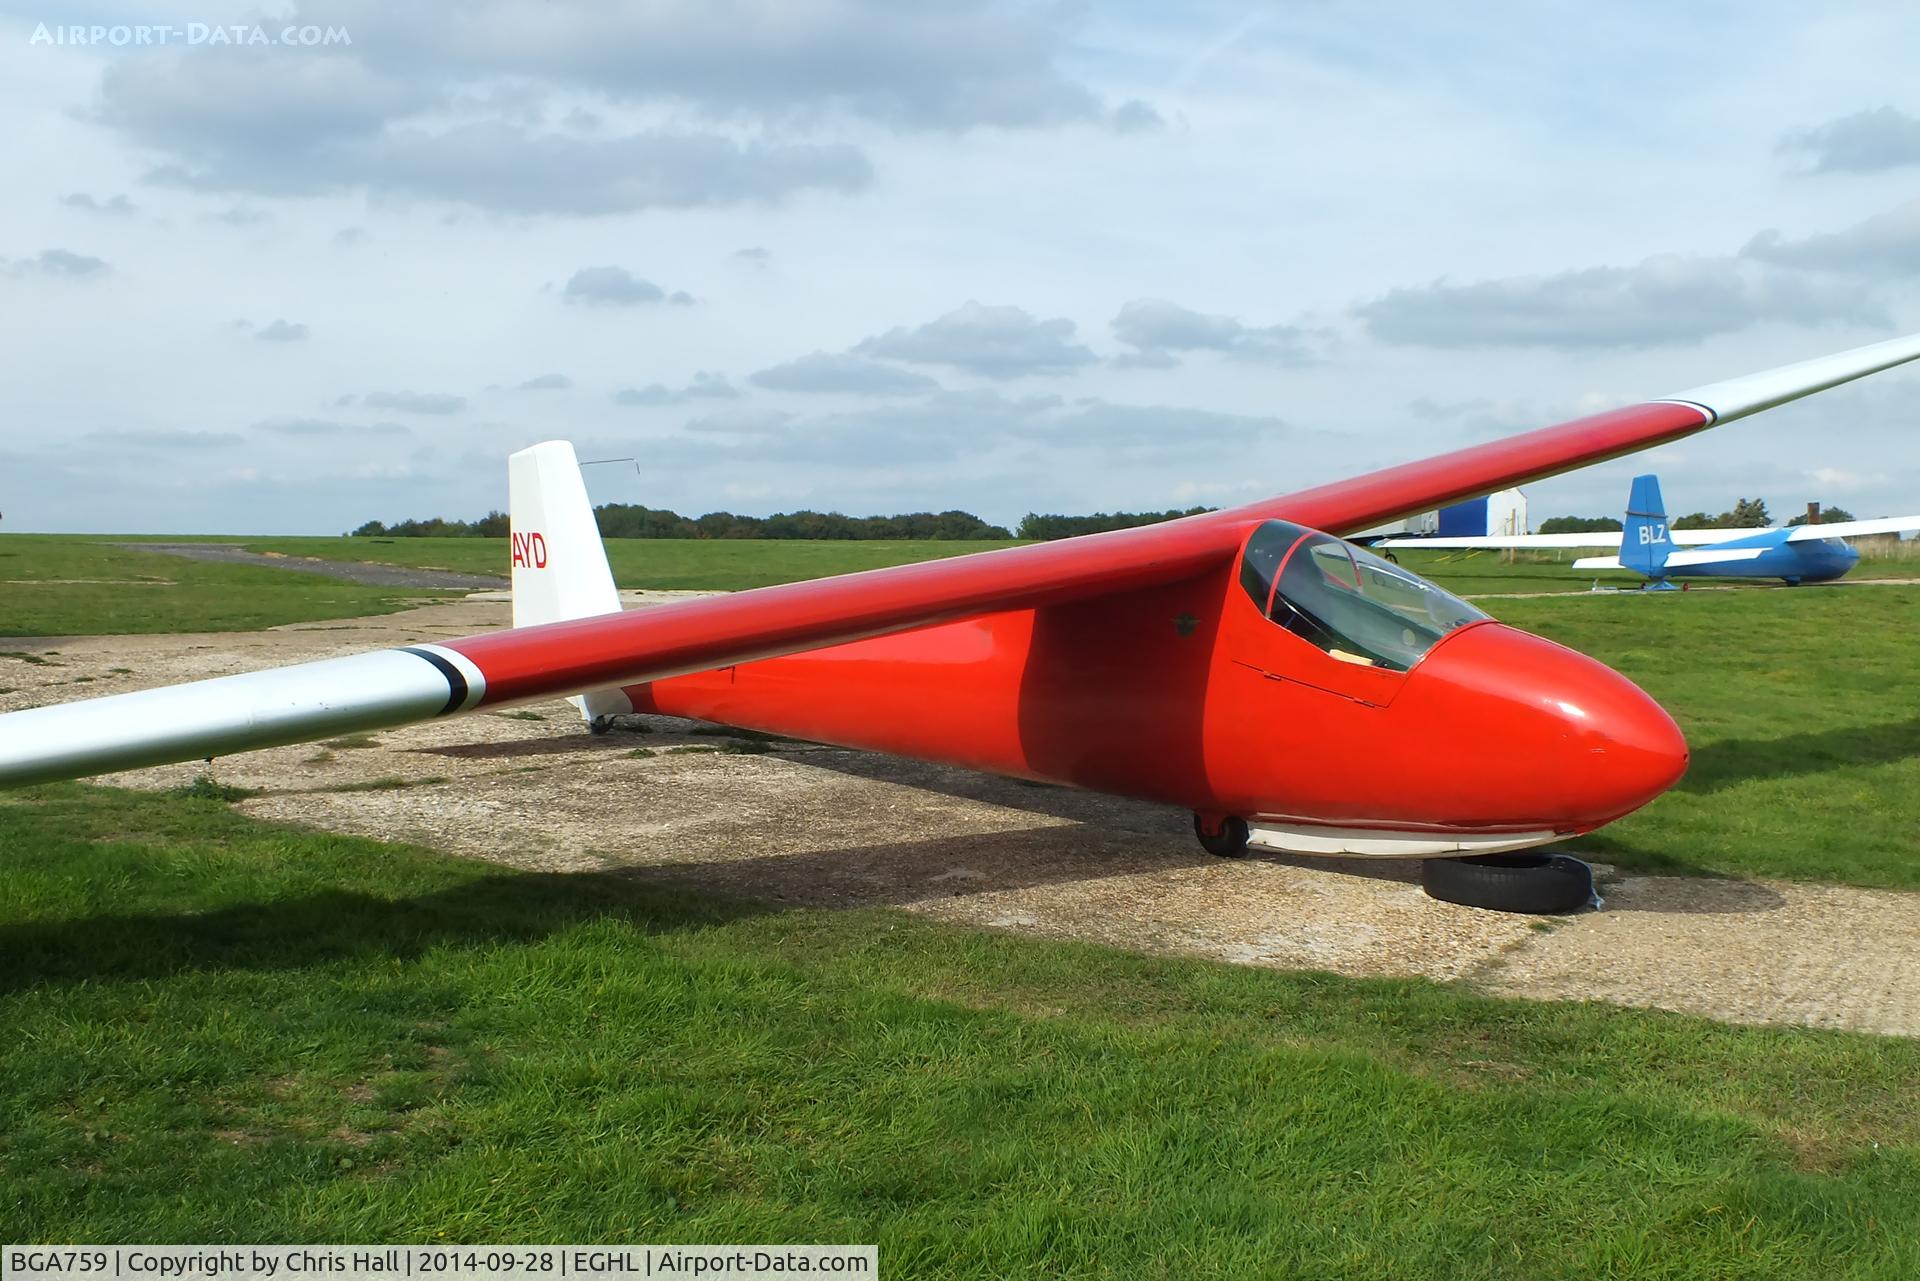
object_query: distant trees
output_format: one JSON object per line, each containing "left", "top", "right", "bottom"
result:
{"left": 350, "top": 504, "right": 1012, "bottom": 541}
{"left": 1015, "top": 508, "right": 1214, "bottom": 540}
{"left": 1539, "top": 497, "right": 1787, "bottom": 534}
{"left": 351, "top": 511, "right": 508, "bottom": 538}
{"left": 1672, "top": 498, "right": 1772, "bottom": 529}
{"left": 1538, "top": 515, "right": 1623, "bottom": 534}
{"left": 1788, "top": 505, "right": 1856, "bottom": 527}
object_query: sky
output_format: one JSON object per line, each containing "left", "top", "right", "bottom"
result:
{"left": 5, "top": 0, "right": 1920, "bottom": 534}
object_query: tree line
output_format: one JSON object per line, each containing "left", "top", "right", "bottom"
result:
{"left": 1540, "top": 499, "right": 1854, "bottom": 534}
{"left": 349, "top": 505, "right": 1226, "bottom": 542}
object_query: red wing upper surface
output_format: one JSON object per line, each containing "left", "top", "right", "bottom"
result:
{"left": 443, "top": 400, "right": 1716, "bottom": 708}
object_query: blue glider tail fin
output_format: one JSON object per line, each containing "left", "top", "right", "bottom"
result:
{"left": 1620, "top": 473, "right": 1672, "bottom": 578}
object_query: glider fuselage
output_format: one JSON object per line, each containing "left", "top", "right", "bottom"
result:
{"left": 1661, "top": 530, "right": 1858, "bottom": 584}
{"left": 631, "top": 523, "right": 1687, "bottom": 850}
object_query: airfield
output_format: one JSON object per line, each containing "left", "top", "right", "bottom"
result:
{"left": 1, "top": 587, "right": 1916, "bottom": 1039}
{"left": 5, "top": 535, "right": 1920, "bottom": 1263}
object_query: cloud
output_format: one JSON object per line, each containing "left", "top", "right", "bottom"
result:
{"left": 60, "top": 193, "right": 136, "bottom": 216}
{"left": 207, "top": 205, "right": 272, "bottom": 227}
{"left": 1110, "top": 298, "right": 1317, "bottom": 367}
{"left": 1743, "top": 201, "right": 1920, "bottom": 277}
{"left": 94, "top": 49, "right": 873, "bottom": 215}
{"left": 749, "top": 352, "right": 939, "bottom": 395}
{"left": 612, "top": 372, "right": 739, "bottom": 406}
{"left": 515, "top": 373, "right": 572, "bottom": 390}
{"left": 363, "top": 390, "right": 467, "bottom": 414}
{"left": 255, "top": 319, "right": 310, "bottom": 342}
{"left": 563, "top": 266, "right": 694, "bottom": 306}
{"left": 854, "top": 301, "right": 1096, "bottom": 379}
{"left": 1110, "top": 99, "right": 1163, "bottom": 134}
{"left": 262, "top": 0, "right": 1111, "bottom": 131}
{"left": 79, "top": 2, "right": 1144, "bottom": 217}
{"left": 8, "top": 249, "right": 110, "bottom": 279}
{"left": 333, "top": 227, "right": 368, "bottom": 247}
{"left": 732, "top": 246, "right": 771, "bottom": 265}
{"left": 1778, "top": 107, "right": 1920, "bottom": 174}
{"left": 1357, "top": 253, "right": 1887, "bottom": 349}
{"left": 84, "top": 430, "right": 243, "bottom": 449}
{"left": 252, "top": 417, "right": 409, "bottom": 437}
{"left": 685, "top": 408, "right": 797, "bottom": 436}
{"left": 673, "top": 389, "right": 1279, "bottom": 465}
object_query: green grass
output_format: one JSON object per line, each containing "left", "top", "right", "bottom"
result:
{"left": 94, "top": 533, "right": 1920, "bottom": 596}
{"left": 225, "top": 535, "right": 1027, "bottom": 592}
{"left": 0, "top": 536, "right": 452, "bottom": 636}
{"left": 1488, "top": 588, "right": 1920, "bottom": 888}
{"left": 2, "top": 783, "right": 1918, "bottom": 1272}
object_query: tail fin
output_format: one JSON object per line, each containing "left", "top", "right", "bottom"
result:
{"left": 507, "top": 441, "right": 632, "bottom": 725}
{"left": 1619, "top": 473, "right": 1672, "bottom": 578}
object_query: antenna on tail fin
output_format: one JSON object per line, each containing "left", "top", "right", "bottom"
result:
{"left": 507, "top": 440, "right": 633, "bottom": 728}
{"left": 1619, "top": 473, "right": 1674, "bottom": 586}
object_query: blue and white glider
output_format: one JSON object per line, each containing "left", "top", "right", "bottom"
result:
{"left": 1377, "top": 474, "right": 1920, "bottom": 587}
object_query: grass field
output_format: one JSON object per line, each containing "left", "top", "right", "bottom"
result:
{"left": 83, "top": 532, "right": 1920, "bottom": 595}
{"left": 13, "top": 536, "right": 1919, "bottom": 632}
{"left": 1508, "top": 587, "right": 1920, "bottom": 889}
{"left": 139, "top": 533, "right": 1030, "bottom": 592}
{"left": 4, "top": 539, "right": 1918, "bottom": 1264}
{"left": 0, "top": 536, "right": 450, "bottom": 636}
{"left": 3, "top": 782, "right": 1918, "bottom": 1271}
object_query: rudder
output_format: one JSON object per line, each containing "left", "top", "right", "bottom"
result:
{"left": 1619, "top": 473, "right": 1672, "bottom": 578}
{"left": 507, "top": 440, "right": 632, "bottom": 725}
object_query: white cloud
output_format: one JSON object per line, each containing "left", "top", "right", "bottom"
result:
{"left": 749, "top": 352, "right": 939, "bottom": 395}
{"left": 1358, "top": 254, "right": 1888, "bottom": 348}
{"left": 1111, "top": 298, "right": 1318, "bottom": 367}
{"left": 563, "top": 266, "right": 694, "bottom": 306}
{"left": 855, "top": 302, "right": 1096, "bottom": 379}
{"left": 7, "top": 249, "right": 110, "bottom": 279}
{"left": 254, "top": 319, "right": 310, "bottom": 342}
{"left": 613, "top": 372, "right": 739, "bottom": 406}
{"left": 363, "top": 390, "right": 467, "bottom": 414}
{"left": 1744, "top": 201, "right": 1920, "bottom": 278}
{"left": 1778, "top": 106, "right": 1920, "bottom": 174}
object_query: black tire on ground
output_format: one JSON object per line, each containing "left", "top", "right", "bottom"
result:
{"left": 1194, "top": 814, "right": 1251, "bottom": 858}
{"left": 1421, "top": 852, "right": 1594, "bottom": 914}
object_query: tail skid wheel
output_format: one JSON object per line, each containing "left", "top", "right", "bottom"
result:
{"left": 1421, "top": 852, "right": 1595, "bottom": 914}
{"left": 1194, "top": 813, "right": 1251, "bottom": 858}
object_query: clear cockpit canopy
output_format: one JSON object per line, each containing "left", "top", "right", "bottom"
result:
{"left": 1239, "top": 520, "right": 1488, "bottom": 671}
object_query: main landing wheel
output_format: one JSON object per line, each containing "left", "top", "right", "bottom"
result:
{"left": 1421, "top": 852, "right": 1594, "bottom": 914}
{"left": 1194, "top": 813, "right": 1251, "bottom": 858}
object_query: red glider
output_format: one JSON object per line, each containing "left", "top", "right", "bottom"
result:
{"left": 5, "top": 331, "right": 1919, "bottom": 910}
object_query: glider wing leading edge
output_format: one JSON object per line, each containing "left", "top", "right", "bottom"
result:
{"left": 4, "top": 329, "right": 1920, "bottom": 787}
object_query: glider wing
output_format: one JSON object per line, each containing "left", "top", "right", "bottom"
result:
{"left": 1783, "top": 515, "right": 1920, "bottom": 541}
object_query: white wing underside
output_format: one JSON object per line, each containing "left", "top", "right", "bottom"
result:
{"left": 1571, "top": 548, "right": 1770, "bottom": 571}
{"left": 1380, "top": 530, "right": 1754, "bottom": 549}
{"left": 1783, "top": 515, "right": 1920, "bottom": 541}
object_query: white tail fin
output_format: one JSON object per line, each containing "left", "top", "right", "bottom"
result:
{"left": 507, "top": 440, "right": 632, "bottom": 726}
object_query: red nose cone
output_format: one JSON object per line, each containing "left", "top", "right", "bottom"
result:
{"left": 1410, "top": 623, "right": 1688, "bottom": 830}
